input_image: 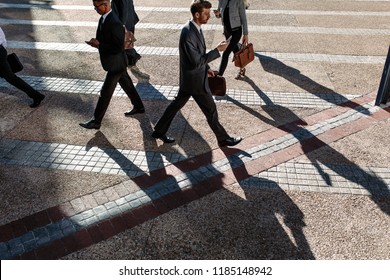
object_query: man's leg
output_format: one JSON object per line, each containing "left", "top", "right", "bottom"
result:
{"left": 0, "top": 46, "right": 44, "bottom": 103}
{"left": 192, "top": 92, "right": 229, "bottom": 142}
{"left": 119, "top": 71, "right": 144, "bottom": 109}
{"left": 93, "top": 71, "right": 122, "bottom": 124}
{"left": 153, "top": 90, "right": 191, "bottom": 135}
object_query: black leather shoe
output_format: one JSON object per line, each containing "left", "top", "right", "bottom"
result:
{"left": 124, "top": 107, "right": 145, "bottom": 116}
{"left": 30, "top": 94, "right": 45, "bottom": 108}
{"left": 218, "top": 137, "right": 242, "bottom": 147}
{"left": 152, "top": 131, "right": 175, "bottom": 143}
{"left": 79, "top": 120, "right": 101, "bottom": 129}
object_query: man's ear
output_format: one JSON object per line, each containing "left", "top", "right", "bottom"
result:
{"left": 194, "top": 12, "right": 200, "bottom": 19}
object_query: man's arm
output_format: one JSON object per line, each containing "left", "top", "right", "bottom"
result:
{"left": 111, "top": 0, "right": 129, "bottom": 26}
{"left": 181, "top": 30, "right": 228, "bottom": 68}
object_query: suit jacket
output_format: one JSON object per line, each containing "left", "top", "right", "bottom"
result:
{"left": 111, "top": 0, "right": 139, "bottom": 33}
{"left": 96, "top": 11, "right": 127, "bottom": 72}
{"left": 179, "top": 21, "right": 220, "bottom": 94}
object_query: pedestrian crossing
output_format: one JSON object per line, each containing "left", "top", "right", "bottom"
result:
{"left": 6, "top": 40, "right": 387, "bottom": 64}
{"left": 2, "top": 18, "right": 390, "bottom": 36}
{"left": 2, "top": 3, "right": 390, "bottom": 16}
{"left": 0, "top": 75, "right": 361, "bottom": 108}
{"left": 1, "top": 0, "right": 388, "bottom": 168}
{"left": 0, "top": 0, "right": 388, "bottom": 158}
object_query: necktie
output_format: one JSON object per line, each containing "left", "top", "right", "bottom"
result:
{"left": 200, "top": 29, "right": 206, "bottom": 47}
{"left": 98, "top": 16, "right": 104, "bottom": 30}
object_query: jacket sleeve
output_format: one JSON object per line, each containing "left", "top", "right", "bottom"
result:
{"left": 239, "top": 0, "right": 249, "bottom": 35}
{"left": 181, "top": 30, "right": 220, "bottom": 69}
{"left": 111, "top": 0, "right": 128, "bottom": 26}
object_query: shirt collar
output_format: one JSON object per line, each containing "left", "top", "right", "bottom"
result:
{"left": 190, "top": 20, "right": 202, "bottom": 33}
{"left": 102, "top": 9, "right": 112, "bottom": 23}
{"left": 0, "top": 27, "right": 7, "bottom": 47}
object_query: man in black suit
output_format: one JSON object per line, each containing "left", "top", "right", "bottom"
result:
{"left": 80, "top": 0, "right": 144, "bottom": 129}
{"left": 0, "top": 27, "right": 45, "bottom": 108}
{"left": 152, "top": 0, "right": 242, "bottom": 147}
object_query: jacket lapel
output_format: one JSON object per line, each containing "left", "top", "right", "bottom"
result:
{"left": 190, "top": 21, "right": 206, "bottom": 51}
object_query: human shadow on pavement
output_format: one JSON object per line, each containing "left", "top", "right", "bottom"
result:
{"left": 233, "top": 75, "right": 390, "bottom": 215}
{"left": 218, "top": 149, "right": 315, "bottom": 259}
{"left": 256, "top": 54, "right": 370, "bottom": 115}
{"left": 85, "top": 131, "right": 191, "bottom": 200}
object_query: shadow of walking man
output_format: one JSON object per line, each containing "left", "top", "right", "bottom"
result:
{"left": 221, "top": 149, "right": 315, "bottom": 259}
{"left": 256, "top": 54, "right": 370, "bottom": 115}
{"left": 230, "top": 74, "right": 390, "bottom": 216}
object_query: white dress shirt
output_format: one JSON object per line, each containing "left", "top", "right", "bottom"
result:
{"left": 191, "top": 20, "right": 202, "bottom": 34}
{"left": 0, "top": 27, "right": 7, "bottom": 47}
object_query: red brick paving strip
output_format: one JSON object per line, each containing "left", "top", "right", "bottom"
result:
{"left": 2, "top": 93, "right": 389, "bottom": 259}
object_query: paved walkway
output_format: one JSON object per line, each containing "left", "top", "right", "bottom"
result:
{"left": 1, "top": 0, "right": 390, "bottom": 260}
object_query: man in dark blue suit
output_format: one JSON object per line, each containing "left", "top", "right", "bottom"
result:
{"left": 80, "top": 0, "right": 144, "bottom": 129}
{"left": 152, "top": 0, "right": 242, "bottom": 147}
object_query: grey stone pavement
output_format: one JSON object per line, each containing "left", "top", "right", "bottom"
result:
{"left": 0, "top": 0, "right": 390, "bottom": 260}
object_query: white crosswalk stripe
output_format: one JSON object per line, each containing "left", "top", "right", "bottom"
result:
{"left": 6, "top": 41, "right": 387, "bottom": 64}
{"left": 1, "top": 3, "right": 390, "bottom": 16}
{"left": 2, "top": 18, "right": 390, "bottom": 36}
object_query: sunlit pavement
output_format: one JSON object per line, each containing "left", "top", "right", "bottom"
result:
{"left": 1, "top": 0, "right": 390, "bottom": 259}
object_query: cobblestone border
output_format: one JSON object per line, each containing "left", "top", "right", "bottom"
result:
{"left": 0, "top": 75, "right": 361, "bottom": 109}
{"left": 1, "top": 93, "right": 390, "bottom": 259}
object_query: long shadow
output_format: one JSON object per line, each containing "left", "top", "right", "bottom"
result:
{"left": 85, "top": 131, "right": 183, "bottom": 197}
{"left": 83, "top": 66, "right": 315, "bottom": 258}
{"left": 234, "top": 75, "right": 390, "bottom": 215}
{"left": 221, "top": 149, "right": 315, "bottom": 259}
{"left": 129, "top": 63, "right": 317, "bottom": 258}
{"left": 125, "top": 54, "right": 314, "bottom": 259}
{"left": 256, "top": 54, "right": 370, "bottom": 115}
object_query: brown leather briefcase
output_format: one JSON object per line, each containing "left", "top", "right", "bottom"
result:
{"left": 234, "top": 43, "right": 254, "bottom": 68}
{"left": 208, "top": 75, "right": 226, "bottom": 96}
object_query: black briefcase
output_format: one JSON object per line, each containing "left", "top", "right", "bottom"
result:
{"left": 7, "top": 53, "right": 24, "bottom": 73}
{"left": 208, "top": 75, "right": 226, "bottom": 96}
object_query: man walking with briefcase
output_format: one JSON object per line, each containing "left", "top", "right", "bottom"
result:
{"left": 0, "top": 27, "right": 45, "bottom": 108}
{"left": 152, "top": 0, "right": 242, "bottom": 147}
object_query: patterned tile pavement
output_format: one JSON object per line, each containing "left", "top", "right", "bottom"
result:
{"left": 1, "top": 90, "right": 390, "bottom": 259}
{"left": 1, "top": 1, "right": 390, "bottom": 260}
{"left": 0, "top": 75, "right": 362, "bottom": 108}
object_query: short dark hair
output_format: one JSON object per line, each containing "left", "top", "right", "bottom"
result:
{"left": 190, "top": 0, "right": 212, "bottom": 16}
{"left": 93, "top": 0, "right": 109, "bottom": 4}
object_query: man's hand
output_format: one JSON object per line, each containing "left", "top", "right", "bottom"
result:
{"left": 85, "top": 38, "right": 99, "bottom": 48}
{"left": 216, "top": 40, "right": 230, "bottom": 52}
{"left": 208, "top": 69, "right": 218, "bottom": 77}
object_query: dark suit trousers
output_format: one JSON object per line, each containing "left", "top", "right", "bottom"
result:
{"left": 94, "top": 69, "right": 143, "bottom": 124}
{"left": 154, "top": 89, "right": 229, "bottom": 142}
{"left": 0, "top": 45, "right": 42, "bottom": 100}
